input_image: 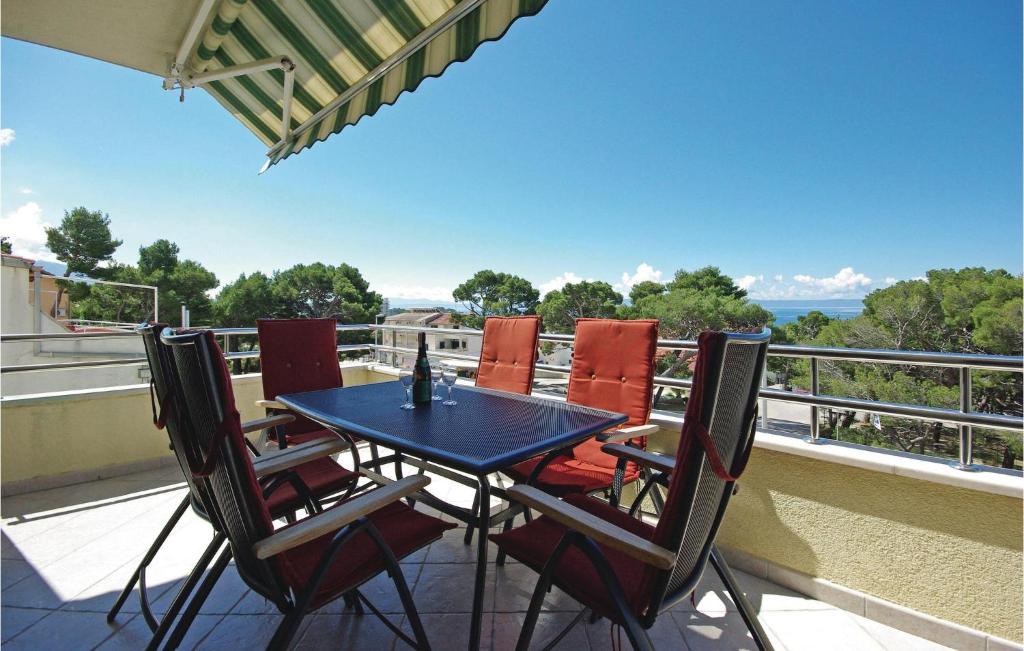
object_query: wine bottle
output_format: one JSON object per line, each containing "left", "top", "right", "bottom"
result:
{"left": 412, "top": 332, "right": 432, "bottom": 405}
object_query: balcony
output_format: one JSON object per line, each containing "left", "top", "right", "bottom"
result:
{"left": 1, "top": 325, "right": 1021, "bottom": 650}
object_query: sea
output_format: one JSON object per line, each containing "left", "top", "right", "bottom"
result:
{"left": 753, "top": 299, "right": 864, "bottom": 325}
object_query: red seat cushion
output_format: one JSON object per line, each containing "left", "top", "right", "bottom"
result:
{"left": 263, "top": 456, "right": 358, "bottom": 516}
{"left": 504, "top": 453, "right": 641, "bottom": 497}
{"left": 489, "top": 493, "right": 656, "bottom": 621}
{"left": 275, "top": 500, "right": 455, "bottom": 609}
{"left": 257, "top": 319, "right": 343, "bottom": 439}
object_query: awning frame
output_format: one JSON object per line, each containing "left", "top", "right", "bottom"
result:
{"left": 162, "top": 0, "right": 297, "bottom": 146}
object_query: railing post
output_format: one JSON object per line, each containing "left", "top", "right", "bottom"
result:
{"left": 952, "top": 367, "right": 977, "bottom": 471}
{"left": 390, "top": 329, "right": 397, "bottom": 367}
{"left": 759, "top": 369, "right": 768, "bottom": 429}
{"left": 805, "top": 357, "right": 821, "bottom": 444}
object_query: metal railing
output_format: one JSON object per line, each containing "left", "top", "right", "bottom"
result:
{"left": 3, "top": 322, "right": 1021, "bottom": 470}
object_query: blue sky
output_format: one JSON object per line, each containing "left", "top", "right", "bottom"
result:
{"left": 2, "top": 1, "right": 1020, "bottom": 303}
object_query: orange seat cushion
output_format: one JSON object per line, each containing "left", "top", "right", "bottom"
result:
{"left": 475, "top": 316, "right": 541, "bottom": 395}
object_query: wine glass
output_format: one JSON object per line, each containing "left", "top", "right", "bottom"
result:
{"left": 442, "top": 365, "right": 458, "bottom": 406}
{"left": 399, "top": 369, "right": 414, "bottom": 409}
{"left": 430, "top": 366, "right": 443, "bottom": 401}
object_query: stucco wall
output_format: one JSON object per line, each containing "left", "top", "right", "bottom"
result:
{"left": 0, "top": 366, "right": 392, "bottom": 492}
{"left": 716, "top": 447, "right": 1023, "bottom": 642}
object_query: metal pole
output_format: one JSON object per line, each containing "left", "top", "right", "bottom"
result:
{"left": 153, "top": 287, "right": 159, "bottom": 322}
{"left": 32, "top": 268, "right": 42, "bottom": 355}
{"left": 391, "top": 329, "right": 397, "bottom": 367}
{"left": 805, "top": 357, "right": 821, "bottom": 443}
{"left": 759, "top": 369, "right": 769, "bottom": 429}
{"left": 181, "top": 304, "right": 189, "bottom": 328}
{"left": 952, "top": 367, "right": 976, "bottom": 471}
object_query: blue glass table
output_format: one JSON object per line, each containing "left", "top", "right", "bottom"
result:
{"left": 276, "top": 381, "right": 627, "bottom": 650}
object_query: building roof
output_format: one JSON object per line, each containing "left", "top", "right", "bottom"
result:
{"left": 384, "top": 311, "right": 446, "bottom": 326}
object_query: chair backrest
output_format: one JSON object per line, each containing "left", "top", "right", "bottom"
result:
{"left": 161, "top": 328, "right": 287, "bottom": 604}
{"left": 475, "top": 316, "right": 542, "bottom": 395}
{"left": 138, "top": 323, "right": 219, "bottom": 522}
{"left": 257, "top": 318, "right": 343, "bottom": 437}
{"left": 566, "top": 318, "right": 659, "bottom": 468}
{"left": 643, "top": 328, "right": 770, "bottom": 618}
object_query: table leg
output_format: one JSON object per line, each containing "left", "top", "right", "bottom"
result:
{"left": 468, "top": 477, "right": 491, "bottom": 650}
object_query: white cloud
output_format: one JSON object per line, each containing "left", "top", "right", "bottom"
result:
{"left": 373, "top": 283, "right": 454, "bottom": 302}
{"left": 540, "top": 271, "right": 589, "bottom": 295}
{"left": 0, "top": 129, "right": 15, "bottom": 146}
{"left": 736, "top": 274, "right": 763, "bottom": 291}
{"left": 792, "top": 267, "right": 872, "bottom": 294}
{"left": 884, "top": 277, "right": 897, "bottom": 285}
{"left": 0, "top": 202, "right": 56, "bottom": 261}
{"left": 19, "top": 188, "right": 33, "bottom": 195}
{"left": 614, "top": 263, "right": 663, "bottom": 292}
{"left": 745, "top": 267, "right": 879, "bottom": 300}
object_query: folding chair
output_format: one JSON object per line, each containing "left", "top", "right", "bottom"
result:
{"left": 490, "top": 329, "right": 773, "bottom": 651}
{"left": 107, "top": 324, "right": 357, "bottom": 649}
{"left": 160, "top": 328, "right": 454, "bottom": 649}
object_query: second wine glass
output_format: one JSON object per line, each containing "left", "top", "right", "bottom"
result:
{"left": 442, "top": 365, "right": 458, "bottom": 406}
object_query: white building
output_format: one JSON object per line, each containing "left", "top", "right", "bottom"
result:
{"left": 379, "top": 309, "right": 481, "bottom": 366}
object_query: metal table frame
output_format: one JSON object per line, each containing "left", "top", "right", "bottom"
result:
{"left": 277, "top": 382, "right": 627, "bottom": 650}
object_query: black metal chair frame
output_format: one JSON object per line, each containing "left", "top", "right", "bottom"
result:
{"left": 106, "top": 324, "right": 355, "bottom": 650}
{"left": 159, "top": 328, "right": 435, "bottom": 650}
{"left": 506, "top": 329, "right": 775, "bottom": 651}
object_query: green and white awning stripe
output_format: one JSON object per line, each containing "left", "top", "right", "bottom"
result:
{"left": 190, "top": 0, "right": 548, "bottom": 170}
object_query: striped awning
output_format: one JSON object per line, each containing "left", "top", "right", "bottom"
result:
{"left": 197, "top": 0, "right": 551, "bottom": 171}
{"left": 1, "top": 0, "right": 548, "bottom": 172}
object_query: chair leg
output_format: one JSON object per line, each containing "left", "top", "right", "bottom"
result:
{"left": 107, "top": 495, "right": 190, "bottom": 626}
{"left": 709, "top": 545, "right": 774, "bottom": 651}
{"left": 495, "top": 512, "right": 516, "bottom": 566}
{"left": 159, "top": 545, "right": 232, "bottom": 651}
{"left": 463, "top": 489, "right": 480, "bottom": 545}
{"left": 144, "top": 533, "right": 225, "bottom": 650}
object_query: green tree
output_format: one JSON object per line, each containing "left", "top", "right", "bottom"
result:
{"left": 452, "top": 270, "right": 539, "bottom": 328}
{"left": 633, "top": 268, "right": 772, "bottom": 396}
{"left": 1, "top": 237, "right": 12, "bottom": 254}
{"left": 786, "top": 268, "right": 1023, "bottom": 468}
{"left": 44, "top": 207, "right": 122, "bottom": 313}
{"left": 73, "top": 240, "right": 217, "bottom": 326}
{"left": 537, "top": 280, "right": 623, "bottom": 332}
{"left": 629, "top": 280, "right": 665, "bottom": 304}
{"left": 214, "top": 272, "right": 277, "bottom": 326}
{"left": 270, "top": 263, "right": 381, "bottom": 322}
{"left": 667, "top": 266, "right": 747, "bottom": 299}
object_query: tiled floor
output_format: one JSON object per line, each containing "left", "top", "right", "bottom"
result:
{"left": 1, "top": 452, "right": 953, "bottom": 650}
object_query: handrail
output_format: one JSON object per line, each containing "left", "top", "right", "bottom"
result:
{"left": 2, "top": 322, "right": 1021, "bottom": 471}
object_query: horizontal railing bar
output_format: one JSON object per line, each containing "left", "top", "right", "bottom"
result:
{"left": 368, "top": 324, "right": 1021, "bottom": 371}
{"left": 1, "top": 358, "right": 148, "bottom": 373}
{"left": 369, "top": 343, "right": 1021, "bottom": 432}
{"left": 2, "top": 323, "right": 375, "bottom": 342}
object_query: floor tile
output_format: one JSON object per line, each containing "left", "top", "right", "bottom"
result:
{"left": 853, "top": 613, "right": 954, "bottom": 650}
{"left": 95, "top": 612, "right": 224, "bottom": 650}
{"left": 4, "top": 609, "right": 128, "bottom": 650}
{"left": 294, "top": 611, "right": 399, "bottom": 650}
{"left": 760, "top": 609, "right": 885, "bottom": 651}
{"left": 674, "top": 609, "right": 786, "bottom": 651}
{"left": 1, "top": 559, "right": 38, "bottom": 590}
{"left": 492, "top": 562, "right": 579, "bottom": 613}
{"left": 412, "top": 563, "right": 495, "bottom": 614}
{"left": 1, "top": 607, "right": 52, "bottom": 643}
{"left": 492, "top": 612, "right": 589, "bottom": 650}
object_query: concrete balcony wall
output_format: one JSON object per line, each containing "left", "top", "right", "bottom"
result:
{"left": 0, "top": 363, "right": 393, "bottom": 495}
{"left": 700, "top": 442, "right": 1022, "bottom": 643}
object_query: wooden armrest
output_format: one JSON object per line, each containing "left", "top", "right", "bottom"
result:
{"left": 241, "top": 413, "right": 294, "bottom": 435}
{"left": 253, "top": 475, "right": 430, "bottom": 559}
{"left": 251, "top": 437, "right": 350, "bottom": 478}
{"left": 601, "top": 443, "right": 675, "bottom": 475}
{"left": 256, "top": 399, "right": 288, "bottom": 410}
{"left": 597, "top": 423, "right": 659, "bottom": 444}
{"left": 506, "top": 485, "right": 676, "bottom": 570}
